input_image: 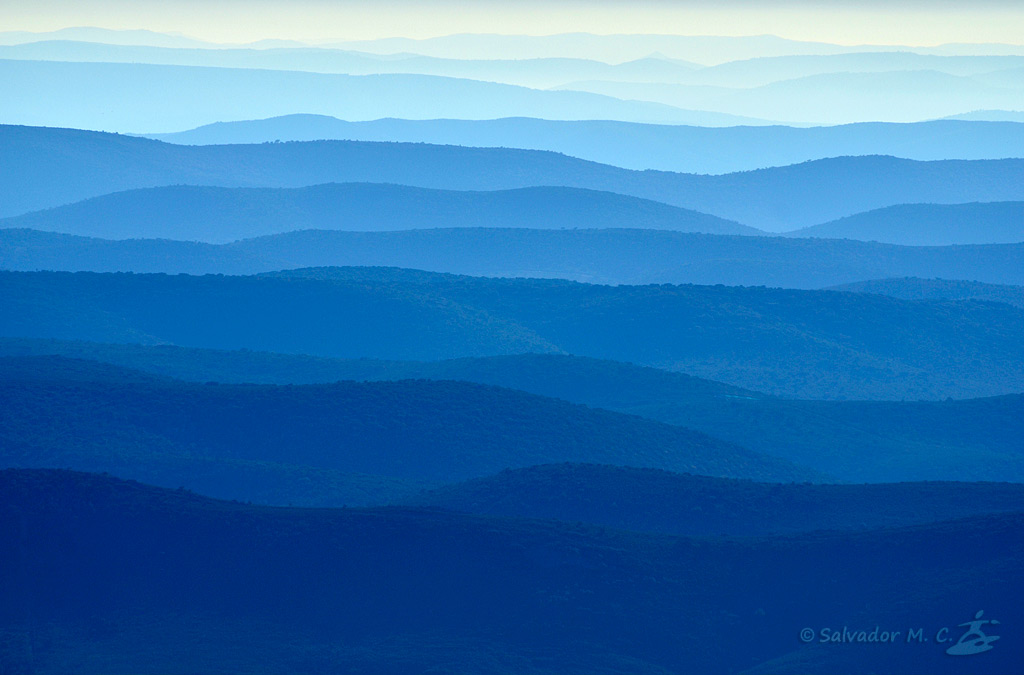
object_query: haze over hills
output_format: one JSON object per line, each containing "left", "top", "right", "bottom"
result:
{"left": 7, "top": 124, "right": 1024, "bottom": 229}
{"left": 0, "top": 40, "right": 719, "bottom": 92}
{"left": 7, "top": 40, "right": 1024, "bottom": 92}
{"left": 668, "top": 52, "right": 1024, "bottom": 87}
{"left": 0, "top": 59, "right": 739, "bottom": 133}
{"left": 791, "top": 202, "right": 1024, "bottom": 245}
{"left": 830, "top": 277, "right": 1024, "bottom": 309}
{"left": 556, "top": 69, "right": 1024, "bottom": 125}
{"left": 2, "top": 468, "right": 1021, "bottom": 675}
{"left": 0, "top": 184, "right": 759, "bottom": 243}
{"left": 4, "top": 268, "right": 1024, "bottom": 400}
{"left": 149, "top": 115, "right": 1024, "bottom": 175}
{"left": 6, "top": 227, "right": 1024, "bottom": 289}
{"left": 4, "top": 340, "right": 1023, "bottom": 484}
{"left": 946, "top": 109, "right": 1024, "bottom": 122}
{"left": 4, "top": 55, "right": 1019, "bottom": 129}
{"left": 0, "top": 355, "right": 817, "bottom": 497}
{"left": 324, "top": 32, "right": 1024, "bottom": 64}
{"left": 5, "top": 28, "right": 1023, "bottom": 61}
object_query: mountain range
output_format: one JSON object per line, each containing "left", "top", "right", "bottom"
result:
{"left": 5, "top": 23, "right": 1024, "bottom": 675}
{"left": 7, "top": 181, "right": 1024, "bottom": 247}
{"left": 830, "top": 277, "right": 1024, "bottom": 309}
{"left": 0, "top": 59, "right": 737, "bottom": 133}
{"left": 4, "top": 56, "right": 1020, "bottom": 128}
{"left": 148, "top": 115, "right": 1024, "bottom": 175}
{"left": 1, "top": 468, "right": 1021, "bottom": 674}
{"left": 7, "top": 124, "right": 1024, "bottom": 231}
{"left": 5, "top": 40, "right": 1024, "bottom": 103}
{"left": 6, "top": 227, "right": 1024, "bottom": 289}
{"left": 557, "top": 69, "right": 1024, "bottom": 125}
{"left": 0, "top": 183, "right": 758, "bottom": 243}
{"left": 4, "top": 267, "right": 1024, "bottom": 400}
{"left": 0, "top": 40, "right": 709, "bottom": 91}
{"left": 0, "top": 355, "right": 817, "bottom": 503}
{"left": 3, "top": 340, "right": 1023, "bottom": 483}
{"left": 410, "top": 463, "right": 1024, "bottom": 535}
{"left": 791, "top": 202, "right": 1024, "bottom": 245}
{"left": 6, "top": 28, "right": 1024, "bottom": 61}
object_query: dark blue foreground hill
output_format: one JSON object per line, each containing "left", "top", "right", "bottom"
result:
{"left": 0, "top": 469, "right": 1020, "bottom": 675}
{"left": 0, "top": 183, "right": 759, "bottom": 243}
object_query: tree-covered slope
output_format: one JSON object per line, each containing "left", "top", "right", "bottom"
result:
{"left": 1, "top": 469, "right": 1020, "bottom": 675}
{"left": 0, "top": 356, "right": 816, "bottom": 505}
{"left": 6, "top": 227, "right": 1024, "bottom": 288}
{"left": 792, "top": 201, "right": 1024, "bottom": 245}
{"left": 409, "top": 463, "right": 1024, "bottom": 536}
{"left": 3, "top": 341, "right": 1022, "bottom": 483}
{"left": 829, "top": 277, "right": 1024, "bottom": 309}
{"left": 3, "top": 268, "right": 1024, "bottom": 400}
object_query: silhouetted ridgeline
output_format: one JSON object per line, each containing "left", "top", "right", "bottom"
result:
{"left": 3, "top": 342, "right": 1023, "bottom": 484}
{"left": 6, "top": 228, "right": 1024, "bottom": 288}
{"left": 791, "top": 202, "right": 1024, "bottom": 245}
{"left": 0, "top": 356, "right": 815, "bottom": 505}
{"left": 2, "top": 55, "right": 1021, "bottom": 129}
{"left": 0, "top": 469, "right": 1021, "bottom": 674}
{"left": 6, "top": 124, "right": 1024, "bottom": 230}
{"left": 830, "top": 277, "right": 1024, "bottom": 309}
{"left": 409, "top": 463, "right": 1024, "bottom": 536}
{"left": 148, "top": 115, "right": 1024, "bottom": 174}
{"left": 0, "top": 58, "right": 711, "bottom": 133}
{"left": 4, "top": 268, "right": 1024, "bottom": 400}
{"left": 0, "top": 183, "right": 759, "bottom": 243}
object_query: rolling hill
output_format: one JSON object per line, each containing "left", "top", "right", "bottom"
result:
{"left": 791, "top": 202, "right": 1024, "bottom": 245}
{"left": 3, "top": 341, "right": 1023, "bottom": 483}
{"left": 7, "top": 124, "right": 1024, "bottom": 230}
{"left": 0, "top": 183, "right": 759, "bottom": 243}
{"left": 0, "top": 355, "right": 816, "bottom": 506}
{"left": 409, "top": 463, "right": 1024, "bottom": 536}
{"left": 829, "top": 277, "right": 1024, "bottom": 309}
{"left": 3, "top": 268, "right": 1024, "bottom": 401}
{"left": 5, "top": 227, "right": 1024, "bottom": 289}
{"left": 149, "top": 115, "right": 1024, "bottom": 175}
{"left": 1, "top": 468, "right": 1021, "bottom": 674}
{"left": 0, "top": 58, "right": 718, "bottom": 133}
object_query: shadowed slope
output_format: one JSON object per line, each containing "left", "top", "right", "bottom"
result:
{"left": 0, "top": 469, "right": 1021, "bottom": 674}
{"left": 0, "top": 183, "right": 759, "bottom": 243}
{"left": 6, "top": 124, "right": 1024, "bottom": 230}
{"left": 4, "top": 268, "right": 1024, "bottom": 401}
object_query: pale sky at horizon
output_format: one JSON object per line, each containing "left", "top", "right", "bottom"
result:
{"left": 3, "top": 1, "right": 1024, "bottom": 47}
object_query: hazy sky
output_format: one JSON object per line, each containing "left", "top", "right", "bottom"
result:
{"left": 4, "top": 0, "right": 1024, "bottom": 46}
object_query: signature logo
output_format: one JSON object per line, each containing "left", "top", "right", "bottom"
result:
{"left": 944, "top": 610, "right": 1000, "bottom": 656}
